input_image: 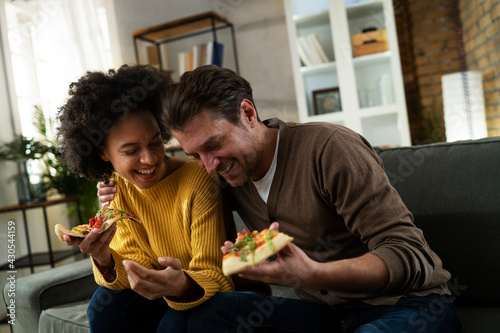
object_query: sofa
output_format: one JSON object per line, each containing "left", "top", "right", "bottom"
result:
{"left": 3, "top": 136, "right": 500, "bottom": 332}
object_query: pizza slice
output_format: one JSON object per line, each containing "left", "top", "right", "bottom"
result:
{"left": 222, "top": 228, "right": 294, "bottom": 276}
{"left": 54, "top": 207, "right": 141, "bottom": 242}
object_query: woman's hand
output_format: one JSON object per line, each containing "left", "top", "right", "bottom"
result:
{"left": 63, "top": 223, "right": 117, "bottom": 270}
{"left": 97, "top": 180, "right": 117, "bottom": 207}
{"left": 123, "top": 257, "right": 202, "bottom": 301}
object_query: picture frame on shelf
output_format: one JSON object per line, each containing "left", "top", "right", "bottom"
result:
{"left": 313, "top": 87, "right": 342, "bottom": 114}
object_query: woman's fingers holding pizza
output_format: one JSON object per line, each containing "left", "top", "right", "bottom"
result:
{"left": 62, "top": 234, "right": 83, "bottom": 246}
{"left": 78, "top": 224, "right": 116, "bottom": 261}
{"left": 99, "top": 223, "right": 117, "bottom": 246}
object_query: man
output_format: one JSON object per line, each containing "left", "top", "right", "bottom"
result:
{"left": 99, "top": 65, "right": 463, "bottom": 332}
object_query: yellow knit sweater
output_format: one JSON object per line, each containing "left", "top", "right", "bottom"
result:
{"left": 92, "top": 160, "right": 234, "bottom": 310}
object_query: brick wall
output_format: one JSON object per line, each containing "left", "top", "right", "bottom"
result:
{"left": 394, "top": 0, "right": 500, "bottom": 143}
{"left": 460, "top": 0, "right": 500, "bottom": 137}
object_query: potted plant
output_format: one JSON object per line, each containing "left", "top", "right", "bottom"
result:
{"left": 0, "top": 106, "right": 99, "bottom": 218}
{"left": 32, "top": 106, "right": 99, "bottom": 218}
{"left": 0, "top": 134, "right": 49, "bottom": 204}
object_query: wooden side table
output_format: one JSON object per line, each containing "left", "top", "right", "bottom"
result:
{"left": 0, "top": 196, "right": 84, "bottom": 273}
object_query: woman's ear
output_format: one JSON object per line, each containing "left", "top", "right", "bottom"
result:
{"left": 99, "top": 146, "right": 110, "bottom": 162}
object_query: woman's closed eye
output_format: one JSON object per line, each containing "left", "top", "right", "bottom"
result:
{"left": 121, "top": 149, "right": 138, "bottom": 156}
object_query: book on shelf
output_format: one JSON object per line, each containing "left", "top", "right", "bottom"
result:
{"left": 178, "top": 41, "right": 224, "bottom": 75}
{"left": 207, "top": 41, "right": 224, "bottom": 67}
{"left": 296, "top": 33, "right": 329, "bottom": 67}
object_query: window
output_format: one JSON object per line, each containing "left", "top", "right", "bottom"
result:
{"left": 3, "top": 0, "right": 115, "bottom": 140}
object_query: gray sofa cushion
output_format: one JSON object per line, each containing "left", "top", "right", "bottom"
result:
{"left": 374, "top": 137, "right": 500, "bottom": 327}
{"left": 457, "top": 307, "right": 500, "bottom": 332}
{"left": 3, "top": 258, "right": 96, "bottom": 333}
{"left": 39, "top": 301, "right": 90, "bottom": 333}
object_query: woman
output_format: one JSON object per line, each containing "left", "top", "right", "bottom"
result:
{"left": 57, "top": 64, "right": 233, "bottom": 332}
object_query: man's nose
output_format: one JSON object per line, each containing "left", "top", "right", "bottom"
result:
{"left": 200, "top": 153, "right": 219, "bottom": 174}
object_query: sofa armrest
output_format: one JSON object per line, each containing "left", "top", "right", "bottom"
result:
{"left": 3, "top": 258, "right": 97, "bottom": 333}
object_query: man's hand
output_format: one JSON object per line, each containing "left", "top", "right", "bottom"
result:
{"left": 222, "top": 221, "right": 389, "bottom": 292}
{"left": 97, "top": 180, "right": 117, "bottom": 207}
{"left": 63, "top": 223, "right": 117, "bottom": 269}
{"left": 236, "top": 240, "right": 319, "bottom": 290}
{"left": 221, "top": 221, "right": 280, "bottom": 254}
{"left": 221, "top": 222, "right": 319, "bottom": 290}
{"left": 123, "top": 257, "right": 201, "bottom": 301}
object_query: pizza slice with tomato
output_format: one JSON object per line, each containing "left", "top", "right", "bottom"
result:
{"left": 222, "top": 228, "right": 294, "bottom": 276}
{"left": 54, "top": 207, "right": 141, "bottom": 242}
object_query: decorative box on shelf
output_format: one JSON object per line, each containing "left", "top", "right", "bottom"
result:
{"left": 351, "top": 28, "right": 388, "bottom": 57}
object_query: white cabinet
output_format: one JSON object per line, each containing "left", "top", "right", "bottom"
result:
{"left": 284, "top": 0, "right": 411, "bottom": 147}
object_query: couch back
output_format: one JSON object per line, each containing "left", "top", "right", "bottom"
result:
{"left": 374, "top": 137, "right": 500, "bottom": 308}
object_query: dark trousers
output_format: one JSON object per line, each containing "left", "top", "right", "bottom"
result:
{"left": 87, "top": 287, "right": 170, "bottom": 333}
{"left": 88, "top": 287, "right": 463, "bottom": 333}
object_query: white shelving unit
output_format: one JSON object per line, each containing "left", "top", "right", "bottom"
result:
{"left": 284, "top": 0, "right": 411, "bottom": 147}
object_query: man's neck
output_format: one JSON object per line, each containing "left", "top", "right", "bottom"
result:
{"left": 251, "top": 125, "right": 279, "bottom": 182}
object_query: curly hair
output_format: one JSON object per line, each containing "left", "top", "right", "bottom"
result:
{"left": 57, "top": 64, "right": 173, "bottom": 181}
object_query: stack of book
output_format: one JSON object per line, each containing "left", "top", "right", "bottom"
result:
{"left": 178, "top": 41, "right": 223, "bottom": 75}
{"left": 296, "top": 33, "right": 329, "bottom": 67}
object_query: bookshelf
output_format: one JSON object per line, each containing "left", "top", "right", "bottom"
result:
{"left": 283, "top": 0, "right": 411, "bottom": 147}
{"left": 132, "top": 11, "right": 239, "bottom": 78}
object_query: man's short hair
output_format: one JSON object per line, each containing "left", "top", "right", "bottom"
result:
{"left": 165, "top": 65, "right": 258, "bottom": 130}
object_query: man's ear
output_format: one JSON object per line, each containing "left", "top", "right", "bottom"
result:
{"left": 240, "top": 99, "right": 258, "bottom": 126}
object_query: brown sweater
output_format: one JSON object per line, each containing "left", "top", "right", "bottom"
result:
{"left": 225, "top": 119, "right": 450, "bottom": 306}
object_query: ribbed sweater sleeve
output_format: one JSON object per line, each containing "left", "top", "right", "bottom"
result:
{"left": 92, "top": 160, "right": 233, "bottom": 310}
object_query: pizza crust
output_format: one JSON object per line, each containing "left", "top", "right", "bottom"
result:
{"left": 222, "top": 232, "right": 294, "bottom": 276}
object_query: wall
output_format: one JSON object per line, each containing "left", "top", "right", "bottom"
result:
{"left": 460, "top": 0, "right": 500, "bottom": 137}
{"left": 113, "top": 0, "right": 298, "bottom": 121}
{"left": 394, "top": 0, "right": 500, "bottom": 144}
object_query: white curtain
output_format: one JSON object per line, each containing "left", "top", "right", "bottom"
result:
{"left": 5, "top": 0, "right": 115, "bottom": 138}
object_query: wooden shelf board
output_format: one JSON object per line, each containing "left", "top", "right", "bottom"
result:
{"left": 359, "top": 104, "right": 398, "bottom": 118}
{"left": 353, "top": 50, "right": 391, "bottom": 66}
{"left": 133, "top": 11, "right": 230, "bottom": 43}
{"left": 0, "top": 196, "right": 80, "bottom": 213}
{"left": 346, "top": 0, "right": 384, "bottom": 17}
{"left": 293, "top": 10, "right": 329, "bottom": 27}
{"left": 300, "top": 61, "right": 337, "bottom": 75}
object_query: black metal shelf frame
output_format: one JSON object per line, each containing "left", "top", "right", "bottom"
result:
{"left": 133, "top": 11, "right": 240, "bottom": 74}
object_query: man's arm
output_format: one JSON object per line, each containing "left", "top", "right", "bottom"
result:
{"left": 97, "top": 180, "right": 117, "bottom": 206}
{"left": 223, "top": 222, "right": 389, "bottom": 293}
